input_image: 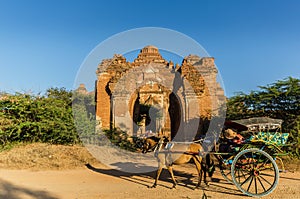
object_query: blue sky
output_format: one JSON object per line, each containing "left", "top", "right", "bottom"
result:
{"left": 0, "top": 0, "right": 299, "bottom": 97}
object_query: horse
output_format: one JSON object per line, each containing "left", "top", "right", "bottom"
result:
{"left": 141, "top": 136, "right": 213, "bottom": 189}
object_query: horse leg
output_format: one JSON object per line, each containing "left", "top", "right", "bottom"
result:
{"left": 202, "top": 161, "right": 208, "bottom": 186}
{"left": 204, "top": 154, "right": 213, "bottom": 185}
{"left": 167, "top": 166, "right": 177, "bottom": 189}
{"left": 150, "top": 166, "right": 163, "bottom": 188}
{"left": 192, "top": 156, "right": 203, "bottom": 189}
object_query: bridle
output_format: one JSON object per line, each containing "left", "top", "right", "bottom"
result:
{"left": 143, "top": 137, "right": 165, "bottom": 154}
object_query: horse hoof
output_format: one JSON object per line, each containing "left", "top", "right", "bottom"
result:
{"left": 193, "top": 185, "right": 201, "bottom": 190}
{"left": 149, "top": 184, "right": 156, "bottom": 188}
{"left": 171, "top": 185, "right": 176, "bottom": 189}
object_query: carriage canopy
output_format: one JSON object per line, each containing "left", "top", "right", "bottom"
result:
{"left": 228, "top": 117, "right": 283, "bottom": 132}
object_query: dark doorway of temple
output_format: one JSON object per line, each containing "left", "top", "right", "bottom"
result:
{"left": 138, "top": 104, "right": 160, "bottom": 132}
{"left": 132, "top": 98, "right": 162, "bottom": 136}
{"left": 169, "top": 92, "right": 181, "bottom": 140}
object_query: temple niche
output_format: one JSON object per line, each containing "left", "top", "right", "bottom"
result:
{"left": 95, "top": 45, "right": 224, "bottom": 141}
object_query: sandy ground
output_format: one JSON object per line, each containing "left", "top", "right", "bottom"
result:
{"left": 0, "top": 143, "right": 299, "bottom": 198}
{"left": 1, "top": 164, "right": 299, "bottom": 199}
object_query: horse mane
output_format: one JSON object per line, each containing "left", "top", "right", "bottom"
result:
{"left": 147, "top": 136, "right": 160, "bottom": 142}
{"left": 147, "top": 135, "right": 169, "bottom": 143}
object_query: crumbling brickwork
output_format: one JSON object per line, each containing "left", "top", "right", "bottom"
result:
{"left": 95, "top": 46, "right": 224, "bottom": 140}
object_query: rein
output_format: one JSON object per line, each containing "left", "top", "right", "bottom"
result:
{"left": 148, "top": 142, "right": 159, "bottom": 152}
{"left": 153, "top": 138, "right": 164, "bottom": 156}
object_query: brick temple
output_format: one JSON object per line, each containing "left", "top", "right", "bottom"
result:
{"left": 95, "top": 45, "right": 224, "bottom": 140}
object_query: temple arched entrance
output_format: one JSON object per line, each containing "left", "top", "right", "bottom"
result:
{"left": 132, "top": 100, "right": 162, "bottom": 134}
{"left": 129, "top": 83, "right": 184, "bottom": 140}
{"left": 129, "top": 83, "right": 173, "bottom": 137}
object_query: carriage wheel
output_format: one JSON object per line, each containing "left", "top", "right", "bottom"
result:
{"left": 231, "top": 148, "right": 279, "bottom": 197}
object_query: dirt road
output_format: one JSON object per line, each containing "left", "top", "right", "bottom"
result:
{"left": 1, "top": 163, "right": 299, "bottom": 199}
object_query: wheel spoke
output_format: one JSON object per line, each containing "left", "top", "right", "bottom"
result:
{"left": 254, "top": 177, "right": 258, "bottom": 194}
{"left": 257, "top": 158, "right": 270, "bottom": 170}
{"left": 235, "top": 168, "right": 249, "bottom": 180}
{"left": 241, "top": 174, "right": 252, "bottom": 186}
{"left": 239, "top": 169, "right": 247, "bottom": 183}
{"left": 259, "top": 173, "right": 276, "bottom": 179}
{"left": 259, "top": 174, "right": 272, "bottom": 186}
{"left": 257, "top": 176, "right": 267, "bottom": 192}
{"left": 237, "top": 159, "right": 244, "bottom": 168}
{"left": 246, "top": 176, "right": 254, "bottom": 191}
{"left": 240, "top": 169, "right": 248, "bottom": 180}
{"left": 259, "top": 166, "right": 274, "bottom": 172}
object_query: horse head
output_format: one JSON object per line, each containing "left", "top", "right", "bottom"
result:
{"left": 141, "top": 136, "right": 169, "bottom": 153}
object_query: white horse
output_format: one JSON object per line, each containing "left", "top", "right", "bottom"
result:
{"left": 142, "top": 137, "right": 211, "bottom": 189}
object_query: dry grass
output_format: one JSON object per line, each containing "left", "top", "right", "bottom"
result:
{"left": 0, "top": 143, "right": 100, "bottom": 170}
{"left": 280, "top": 157, "right": 300, "bottom": 172}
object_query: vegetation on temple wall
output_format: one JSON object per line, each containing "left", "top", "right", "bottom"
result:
{"left": 104, "top": 128, "right": 139, "bottom": 152}
{"left": 226, "top": 77, "right": 300, "bottom": 156}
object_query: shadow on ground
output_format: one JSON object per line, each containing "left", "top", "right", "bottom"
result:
{"left": 0, "top": 179, "right": 58, "bottom": 199}
{"left": 86, "top": 163, "right": 245, "bottom": 196}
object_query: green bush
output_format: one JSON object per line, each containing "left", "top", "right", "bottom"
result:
{"left": 104, "top": 128, "right": 138, "bottom": 152}
{"left": 0, "top": 88, "right": 79, "bottom": 147}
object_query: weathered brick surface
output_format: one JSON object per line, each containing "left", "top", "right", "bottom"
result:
{"left": 95, "top": 46, "right": 224, "bottom": 139}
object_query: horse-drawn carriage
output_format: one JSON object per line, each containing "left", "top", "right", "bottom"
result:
{"left": 213, "top": 117, "right": 289, "bottom": 197}
{"left": 141, "top": 117, "right": 289, "bottom": 197}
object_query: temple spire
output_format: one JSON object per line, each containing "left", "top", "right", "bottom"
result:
{"left": 133, "top": 45, "right": 168, "bottom": 65}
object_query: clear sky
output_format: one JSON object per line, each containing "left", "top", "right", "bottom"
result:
{"left": 0, "top": 0, "right": 299, "bottom": 97}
